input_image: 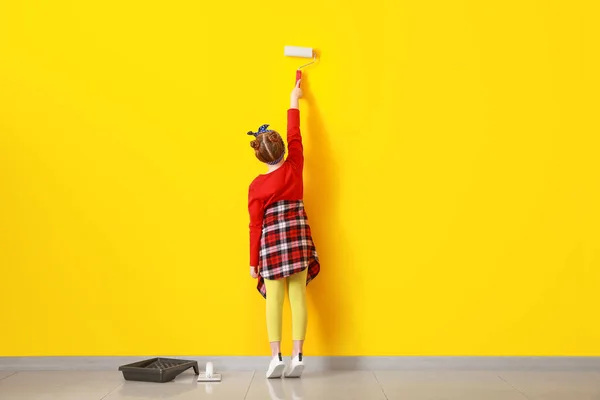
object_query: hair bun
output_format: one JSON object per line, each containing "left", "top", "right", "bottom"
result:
{"left": 250, "top": 140, "right": 260, "bottom": 150}
{"left": 267, "top": 132, "right": 280, "bottom": 143}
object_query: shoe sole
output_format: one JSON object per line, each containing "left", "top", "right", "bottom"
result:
{"left": 266, "top": 363, "right": 286, "bottom": 379}
{"left": 285, "top": 363, "right": 305, "bottom": 378}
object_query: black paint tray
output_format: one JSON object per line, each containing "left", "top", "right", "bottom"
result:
{"left": 119, "top": 358, "right": 199, "bottom": 383}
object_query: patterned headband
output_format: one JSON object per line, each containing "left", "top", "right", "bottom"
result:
{"left": 247, "top": 124, "right": 272, "bottom": 137}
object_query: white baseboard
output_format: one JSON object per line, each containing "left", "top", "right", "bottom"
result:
{"left": 1, "top": 356, "right": 599, "bottom": 371}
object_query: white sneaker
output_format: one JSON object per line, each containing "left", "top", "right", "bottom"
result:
{"left": 266, "top": 354, "right": 286, "bottom": 379}
{"left": 284, "top": 353, "right": 305, "bottom": 378}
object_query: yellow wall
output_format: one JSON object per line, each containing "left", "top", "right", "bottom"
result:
{"left": 1, "top": 0, "right": 599, "bottom": 357}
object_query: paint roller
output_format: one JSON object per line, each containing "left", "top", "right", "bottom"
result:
{"left": 197, "top": 361, "right": 221, "bottom": 383}
{"left": 284, "top": 46, "right": 317, "bottom": 85}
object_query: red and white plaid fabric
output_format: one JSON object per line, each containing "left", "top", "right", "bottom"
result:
{"left": 257, "top": 200, "right": 320, "bottom": 298}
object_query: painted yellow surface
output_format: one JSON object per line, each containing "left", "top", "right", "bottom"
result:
{"left": 0, "top": 0, "right": 599, "bottom": 356}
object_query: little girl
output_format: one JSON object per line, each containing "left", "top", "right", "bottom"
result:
{"left": 247, "top": 80, "right": 320, "bottom": 379}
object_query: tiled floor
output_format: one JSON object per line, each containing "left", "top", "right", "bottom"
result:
{"left": 0, "top": 369, "right": 599, "bottom": 399}
{"left": 0, "top": 372, "right": 16, "bottom": 381}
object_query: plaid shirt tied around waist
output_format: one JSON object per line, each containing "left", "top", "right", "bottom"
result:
{"left": 256, "top": 200, "right": 320, "bottom": 299}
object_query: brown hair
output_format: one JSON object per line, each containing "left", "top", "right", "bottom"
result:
{"left": 249, "top": 131, "right": 285, "bottom": 164}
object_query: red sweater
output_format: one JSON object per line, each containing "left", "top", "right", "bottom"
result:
{"left": 248, "top": 108, "right": 304, "bottom": 266}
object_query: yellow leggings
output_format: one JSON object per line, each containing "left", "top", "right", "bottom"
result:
{"left": 264, "top": 268, "right": 308, "bottom": 342}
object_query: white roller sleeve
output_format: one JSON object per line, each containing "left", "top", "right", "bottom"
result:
{"left": 284, "top": 46, "right": 313, "bottom": 58}
{"left": 205, "top": 362, "right": 213, "bottom": 378}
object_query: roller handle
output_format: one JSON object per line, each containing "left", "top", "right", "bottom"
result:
{"left": 296, "top": 70, "right": 302, "bottom": 86}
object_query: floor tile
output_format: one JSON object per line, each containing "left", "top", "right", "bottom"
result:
{"left": 375, "top": 371, "right": 529, "bottom": 400}
{"left": 245, "top": 371, "right": 386, "bottom": 400}
{"left": 0, "top": 371, "right": 122, "bottom": 400}
{"left": 0, "top": 372, "right": 16, "bottom": 381}
{"left": 104, "top": 370, "right": 253, "bottom": 400}
{"left": 499, "top": 371, "right": 600, "bottom": 400}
